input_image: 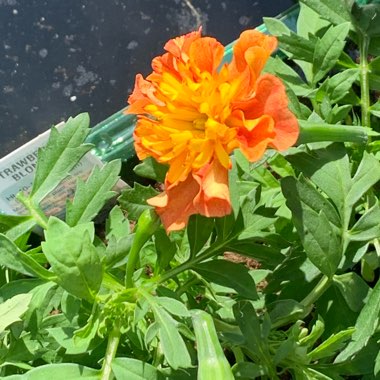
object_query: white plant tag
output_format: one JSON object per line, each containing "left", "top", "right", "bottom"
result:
{"left": 0, "top": 123, "right": 124, "bottom": 217}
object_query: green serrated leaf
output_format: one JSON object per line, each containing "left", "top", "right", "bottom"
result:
{"left": 350, "top": 2, "right": 380, "bottom": 37}
{"left": 193, "top": 260, "right": 258, "bottom": 300}
{"left": 317, "top": 69, "right": 360, "bottom": 104}
{"left": 106, "top": 205, "right": 130, "bottom": 240}
{"left": 268, "top": 154, "right": 296, "bottom": 178}
{"left": 232, "top": 362, "right": 266, "bottom": 379}
{"left": 104, "top": 206, "right": 132, "bottom": 268}
{"left": 154, "top": 228, "right": 177, "bottom": 273}
{"left": 347, "top": 152, "right": 380, "bottom": 207}
{"left": 284, "top": 175, "right": 341, "bottom": 227}
{"left": 370, "top": 100, "right": 380, "bottom": 117}
{"left": 301, "top": 208, "right": 341, "bottom": 276}
{"left": 145, "top": 321, "right": 159, "bottom": 346}
{"left": 375, "top": 349, "right": 380, "bottom": 377}
{"left": 335, "top": 278, "right": 380, "bottom": 362}
{"left": 328, "top": 104, "right": 352, "bottom": 124}
{"left": 268, "top": 299, "right": 309, "bottom": 328}
{"left": 264, "top": 18, "right": 314, "bottom": 62}
{"left": 308, "top": 328, "right": 355, "bottom": 361}
{"left": 333, "top": 272, "right": 370, "bottom": 312}
{"left": 369, "top": 55, "right": 380, "bottom": 89}
{"left": 21, "top": 281, "right": 58, "bottom": 331}
{"left": 299, "top": 316, "right": 325, "bottom": 348}
{"left": 65, "top": 160, "right": 121, "bottom": 226}
{"left": 285, "top": 86, "right": 312, "bottom": 120}
{"left": 2, "top": 363, "right": 100, "bottom": 379}
{"left": 312, "top": 23, "right": 350, "bottom": 83}
{"left": 30, "top": 113, "right": 93, "bottom": 204}
{"left": 118, "top": 183, "right": 158, "bottom": 221}
{"left": 233, "top": 302, "right": 273, "bottom": 369}
{"left": 299, "top": 0, "right": 351, "bottom": 26}
{"left": 297, "top": 2, "right": 331, "bottom": 39}
{"left": 0, "top": 234, "right": 57, "bottom": 281}
{"left": 301, "top": 368, "right": 335, "bottom": 379}
{"left": 0, "top": 215, "right": 36, "bottom": 242}
{"left": 48, "top": 322, "right": 99, "bottom": 355}
{"left": 187, "top": 214, "right": 214, "bottom": 257}
{"left": 112, "top": 358, "right": 160, "bottom": 380}
{"left": 286, "top": 143, "right": 351, "bottom": 217}
{"left": 133, "top": 157, "right": 168, "bottom": 183}
{"left": 0, "top": 293, "right": 32, "bottom": 333}
{"left": 42, "top": 217, "right": 103, "bottom": 300}
{"left": 151, "top": 302, "right": 192, "bottom": 369}
{"left": 282, "top": 176, "right": 342, "bottom": 277}
{"left": 349, "top": 201, "right": 380, "bottom": 241}
{"left": 105, "top": 234, "right": 133, "bottom": 269}
{"left": 369, "top": 72, "right": 380, "bottom": 91}
{"left": 156, "top": 297, "right": 190, "bottom": 317}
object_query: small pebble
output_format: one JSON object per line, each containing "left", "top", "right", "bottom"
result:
{"left": 39, "top": 48, "right": 48, "bottom": 58}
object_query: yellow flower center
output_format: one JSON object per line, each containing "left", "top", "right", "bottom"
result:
{"left": 136, "top": 66, "right": 244, "bottom": 183}
{"left": 193, "top": 114, "right": 207, "bottom": 130}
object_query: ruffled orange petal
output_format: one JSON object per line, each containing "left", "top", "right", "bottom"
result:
{"left": 126, "top": 74, "right": 164, "bottom": 114}
{"left": 164, "top": 28, "right": 202, "bottom": 61}
{"left": 148, "top": 160, "right": 231, "bottom": 232}
{"left": 234, "top": 112, "right": 276, "bottom": 162}
{"left": 193, "top": 159, "right": 231, "bottom": 217}
{"left": 244, "top": 74, "right": 299, "bottom": 151}
{"left": 188, "top": 37, "right": 225, "bottom": 74}
{"left": 151, "top": 52, "right": 178, "bottom": 78}
{"left": 230, "top": 30, "right": 277, "bottom": 84}
{"left": 147, "top": 174, "right": 199, "bottom": 232}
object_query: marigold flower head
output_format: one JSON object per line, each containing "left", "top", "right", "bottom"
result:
{"left": 126, "top": 28, "right": 299, "bottom": 232}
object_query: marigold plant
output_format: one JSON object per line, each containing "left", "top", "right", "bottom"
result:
{"left": 2, "top": 1, "right": 380, "bottom": 379}
{"left": 126, "top": 28, "right": 299, "bottom": 231}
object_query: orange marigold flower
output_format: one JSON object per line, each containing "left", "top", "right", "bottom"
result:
{"left": 126, "top": 28, "right": 299, "bottom": 232}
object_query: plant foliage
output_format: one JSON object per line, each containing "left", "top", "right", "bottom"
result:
{"left": 0, "top": 1, "right": 380, "bottom": 379}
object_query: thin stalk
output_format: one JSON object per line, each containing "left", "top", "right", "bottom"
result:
{"left": 297, "top": 121, "right": 368, "bottom": 145}
{"left": 300, "top": 275, "right": 332, "bottom": 308}
{"left": 125, "top": 243, "right": 139, "bottom": 288}
{"left": 125, "top": 210, "right": 160, "bottom": 288}
{"left": 176, "top": 275, "right": 201, "bottom": 296}
{"left": 231, "top": 347, "right": 245, "bottom": 363}
{"left": 359, "top": 35, "right": 371, "bottom": 131}
{"left": 157, "top": 240, "right": 228, "bottom": 284}
{"left": 100, "top": 320, "right": 121, "bottom": 380}
{"left": 16, "top": 193, "right": 48, "bottom": 230}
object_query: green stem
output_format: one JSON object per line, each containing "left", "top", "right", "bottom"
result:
{"left": 126, "top": 243, "right": 140, "bottom": 288}
{"left": 16, "top": 193, "right": 48, "bottom": 230}
{"left": 300, "top": 275, "right": 332, "bottom": 308}
{"left": 310, "top": 98, "right": 321, "bottom": 116}
{"left": 359, "top": 34, "right": 371, "bottom": 131}
{"left": 176, "top": 275, "right": 201, "bottom": 296}
{"left": 125, "top": 209, "right": 160, "bottom": 288}
{"left": 100, "top": 320, "right": 121, "bottom": 380}
{"left": 297, "top": 121, "right": 368, "bottom": 145}
{"left": 157, "top": 240, "right": 227, "bottom": 284}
